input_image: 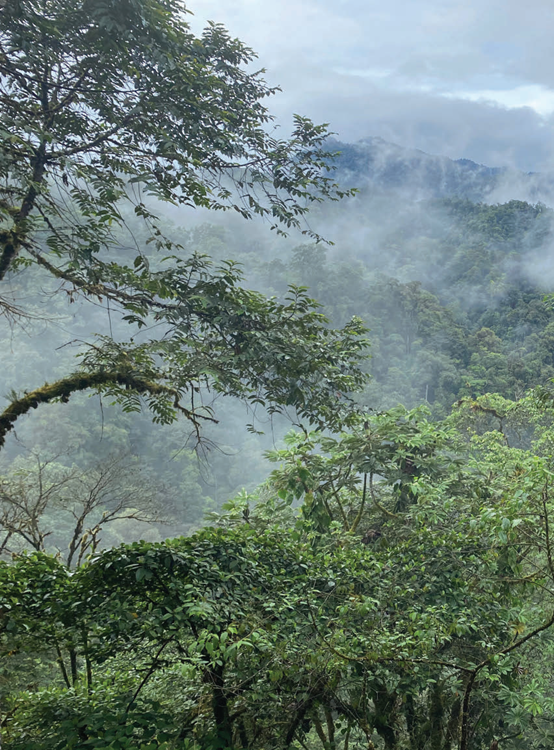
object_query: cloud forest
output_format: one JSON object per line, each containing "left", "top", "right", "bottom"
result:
{"left": 3, "top": 2, "right": 554, "bottom": 750}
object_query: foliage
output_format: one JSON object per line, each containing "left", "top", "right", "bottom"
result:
{"left": 0, "top": 0, "right": 368, "bottom": 442}
{"left": 245, "top": 199, "right": 554, "bottom": 415}
{"left": 6, "top": 2, "right": 554, "bottom": 749}
{"left": 5, "top": 398, "right": 554, "bottom": 748}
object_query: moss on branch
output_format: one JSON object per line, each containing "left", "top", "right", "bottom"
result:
{"left": 0, "top": 371, "right": 213, "bottom": 448}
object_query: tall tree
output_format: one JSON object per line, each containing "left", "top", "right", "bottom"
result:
{"left": 0, "top": 0, "right": 368, "bottom": 443}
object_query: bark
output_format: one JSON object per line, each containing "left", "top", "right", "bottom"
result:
{"left": 69, "top": 647, "right": 78, "bottom": 686}
{"left": 429, "top": 682, "right": 444, "bottom": 750}
{"left": 211, "top": 663, "right": 234, "bottom": 749}
{"left": 0, "top": 143, "right": 47, "bottom": 280}
{"left": 459, "top": 673, "right": 477, "bottom": 750}
{"left": 0, "top": 371, "right": 203, "bottom": 449}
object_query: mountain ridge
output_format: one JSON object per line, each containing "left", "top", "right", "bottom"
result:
{"left": 330, "top": 136, "right": 554, "bottom": 205}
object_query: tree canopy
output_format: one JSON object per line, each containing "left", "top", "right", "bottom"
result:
{"left": 0, "top": 0, "right": 368, "bottom": 442}
{"left": 6, "top": 397, "right": 554, "bottom": 749}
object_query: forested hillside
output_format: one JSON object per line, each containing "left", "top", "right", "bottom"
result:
{"left": 226, "top": 197, "right": 554, "bottom": 415}
{"left": 328, "top": 136, "right": 554, "bottom": 205}
{"left": 4, "top": 1, "right": 554, "bottom": 749}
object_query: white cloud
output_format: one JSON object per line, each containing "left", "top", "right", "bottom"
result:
{"left": 187, "top": 0, "right": 554, "bottom": 171}
{"left": 444, "top": 85, "right": 554, "bottom": 117}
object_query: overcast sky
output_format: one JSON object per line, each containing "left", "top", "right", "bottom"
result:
{"left": 191, "top": 0, "right": 554, "bottom": 172}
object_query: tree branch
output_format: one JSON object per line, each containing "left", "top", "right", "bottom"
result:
{"left": 369, "top": 473, "right": 400, "bottom": 519}
{"left": 0, "top": 371, "right": 216, "bottom": 449}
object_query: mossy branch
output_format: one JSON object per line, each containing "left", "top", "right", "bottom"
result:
{"left": 0, "top": 371, "right": 216, "bottom": 448}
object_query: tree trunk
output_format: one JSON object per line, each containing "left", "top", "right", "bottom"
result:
{"left": 210, "top": 662, "right": 234, "bottom": 749}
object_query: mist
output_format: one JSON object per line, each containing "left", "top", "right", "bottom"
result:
{"left": 4, "top": 130, "right": 554, "bottom": 546}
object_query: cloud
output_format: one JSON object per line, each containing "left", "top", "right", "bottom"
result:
{"left": 188, "top": 0, "right": 554, "bottom": 171}
{"left": 442, "top": 86, "right": 554, "bottom": 117}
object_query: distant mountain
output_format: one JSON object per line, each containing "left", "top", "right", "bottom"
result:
{"left": 330, "top": 136, "right": 554, "bottom": 205}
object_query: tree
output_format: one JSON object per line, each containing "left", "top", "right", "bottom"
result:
{"left": 0, "top": 452, "right": 167, "bottom": 566}
{"left": 256, "top": 398, "right": 554, "bottom": 749}
{"left": 6, "top": 396, "right": 554, "bottom": 748}
{"left": 0, "top": 0, "right": 368, "bottom": 445}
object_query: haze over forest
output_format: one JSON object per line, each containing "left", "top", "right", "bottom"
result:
{"left": 7, "top": 133, "right": 554, "bottom": 534}
{"left": 5, "top": 1, "right": 554, "bottom": 749}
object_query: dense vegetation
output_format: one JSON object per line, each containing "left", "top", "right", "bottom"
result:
{"left": 4, "top": 1, "right": 554, "bottom": 749}
{"left": 264, "top": 198, "right": 554, "bottom": 414}
{"left": 6, "top": 396, "right": 554, "bottom": 750}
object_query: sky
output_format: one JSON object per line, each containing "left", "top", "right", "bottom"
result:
{"left": 190, "top": 0, "right": 554, "bottom": 172}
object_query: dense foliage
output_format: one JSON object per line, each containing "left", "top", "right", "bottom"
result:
{"left": 0, "top": 0, "right": 367, "bottom": 442}
{"left": 4, "top": 1, "right": 554, "bottom": 750}
{"left": 5, "top": 398, "right": 554, "bottom": 749}
{"left": 245, "top": 198, "right": 554, "bottom": 414}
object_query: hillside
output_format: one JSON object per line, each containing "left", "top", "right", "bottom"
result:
{"left": 330, "top": 135, "right": 554, "bottom": 205}
{"left": 242, "top": 197, "right": 554, "bottom": 416}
